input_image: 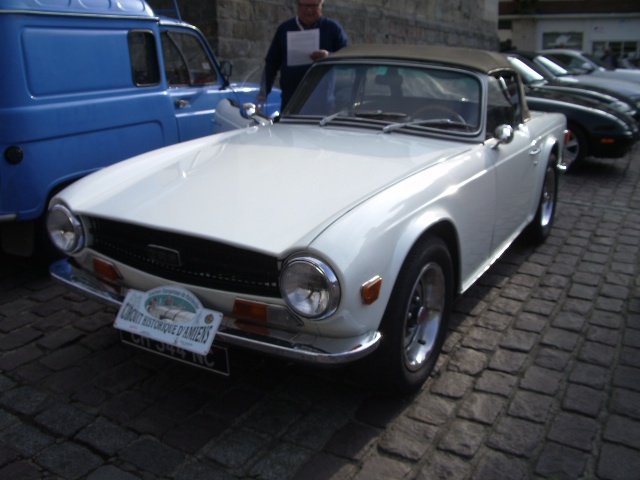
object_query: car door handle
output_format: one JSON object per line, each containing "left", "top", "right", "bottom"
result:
{"left": 175, "top": 99, "right": 190, "bottom": 108}
{"left": 529, "top": 147, "right": 541, "bottom": 155}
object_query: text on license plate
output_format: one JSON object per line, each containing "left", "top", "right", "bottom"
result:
{"left": 120, "top": 331, "right": 230, "bottom": 376}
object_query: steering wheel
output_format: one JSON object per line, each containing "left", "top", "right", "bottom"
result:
{"left": 412, "top": 105, "right": 466, "bottom": 124}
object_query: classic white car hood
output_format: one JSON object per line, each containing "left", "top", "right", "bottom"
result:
{"left": 62, "top": 124, "right": 471, "bottom": 255}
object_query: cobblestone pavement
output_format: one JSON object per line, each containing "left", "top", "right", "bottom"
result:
{"left": 1, "top": 145, "right": 639, "bottom": 480}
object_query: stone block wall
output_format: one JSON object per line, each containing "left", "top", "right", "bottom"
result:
{"left": 148, "top": 0, "right": 499, "bottom": 84}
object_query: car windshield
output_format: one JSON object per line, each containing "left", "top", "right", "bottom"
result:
{"left": 284, "top": 63, "right": 482, "bottom": 134}
{"left": 535, "top": 55, "right": 573, "bottom": 77}
{"left": 508, "top": 57, "right": 546, "bottom": 84}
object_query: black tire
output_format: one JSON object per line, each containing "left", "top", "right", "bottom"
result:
{"left": 526, "top": 153, "right": 558, "bottom": 244}
{"left": 372, "top": 236, "right": 453, "bottom": 394}
{"left": 564, "top": 123, "right": 588, "bottom": 167}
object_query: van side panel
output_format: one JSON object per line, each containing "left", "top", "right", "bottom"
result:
{"left": 0, "top": 11, "right": 178, "bottom": 221}
{"left": 23, "top": 28, "right": 135, "bottom": 96}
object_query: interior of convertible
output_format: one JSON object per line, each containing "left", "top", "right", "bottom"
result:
{"left": 286, "top": 63, "right": 483, "bottom": 131}
{"left": 286, "top": 63, "right": 524, "bottom": 139}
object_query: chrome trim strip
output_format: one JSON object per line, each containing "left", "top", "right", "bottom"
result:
{"left": 49, "top": 259, "right": 381, "bottom": 365}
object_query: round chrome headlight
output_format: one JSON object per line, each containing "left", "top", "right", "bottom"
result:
{"left": 280, "top": 256, "right": 340, "bottom": 319}
{"left": 46, "top": 204, "right": 84, "bottom": 254}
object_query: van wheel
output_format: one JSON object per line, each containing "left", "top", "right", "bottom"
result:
{"left": 526, "top": 154, "right": 558, "bottom": 243}
{"left": 373, "top": 236, "right": 453, "bottom": 393}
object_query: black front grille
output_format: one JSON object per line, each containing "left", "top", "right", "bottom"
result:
{"left": 88, "top": 217, "right": 281, "bottom": 297}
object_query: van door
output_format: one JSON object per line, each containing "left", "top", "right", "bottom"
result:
{"left": 160, "top": 28, "right": 234, "bottom": 141}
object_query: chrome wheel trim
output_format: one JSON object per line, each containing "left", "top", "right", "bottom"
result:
{"left": 540, "top": 165, "right": 556, "bottom": 228}
{"left": 564, "top": 130, "right": 580, "bottom": 164}
{"left": 403, "top": 261, "right": 445, "bottom": 372}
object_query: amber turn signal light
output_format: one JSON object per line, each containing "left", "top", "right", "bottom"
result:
{"left": 361, "top": 276, "right": 382, "bottom": 305}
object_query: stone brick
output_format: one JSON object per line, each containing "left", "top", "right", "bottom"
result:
{"left": 378, "top": 417, "right": 437, "bottom": 461}
{"left": 249, "top": 442, "right": 311, "bottom": 480}
{"left": 475, "top": 370, "right": 518, "bottom": 397}
{"left": 292, "top": 453, "right": 356, "bottom": 480}
{"left": 35, "top": 442, "right": 102, "bottom": 480}
{"left": 513, "top": 312, "right": 548, "bottom": 333}
{"left": 86, "top": 466, "right": 140, "bottom": 480}
{"left": 38, "top": 345, "right": 91, "bottom": 371}
{"left": 0, "top": 460, "right": 42, "bottom": 480}
{"left": 437, "top": 419, "right": 486, "bottom": 458}
{"left": 408, "top": 395, "right": 456, "bottom": 426}
{"left": 552, "top": 312, "right": 586, "bottom": 332}
{"left": 353, "top": 454, "right": 411, "bottom": 480}
{"left": 163, "top": 413, "right": 229, "bottom": 454}
{"left": 520, "top": 365, "right": 563, "bottom": 395}
{"left": 547, "top": 412, "right": 598, "bottom": 451}
{"left": 508, "top": 391, "right": 554, "bottom": 423}
{"left": 356, "top": 395, "right": 411, "bottom": 428}
{"left": 460, "top": 327, "right": 502, "bottom": 352}
{"left": 613, "top": 365, "right": 640, "bottom": 392}
{"left": 75, "top": 417, "right": 138, "bottom": 457}
{"left": 578, "top": 341, "right": 617, "bottom": 367}
{"left": 448, "top": 347, "right": 489, "bottom": 375}
{"left": 0, "top": 424, "right": 55, "bottom": 457}
{"left": 541, "top": 328, "right": 580, "bottom": 351}
{"left": 563, "top": 384, "right": 604, "bottom": 417}
{"left": 284, "top": 408, "right": 349, "bottom": 450}
{"left": 488, "top": 349, "right": 527, "bottom": 374}
{"left": 416, "top": 451, "right": 471, "bottom": 480}
{"left": 206, "top": 428, "right": 269, "bottom": 470}
{"left": 324, "top": 422, "right": 379, "bottom": 461}
{"left": 473, "top": 450, "right": 529, "bottom": 480}
{"left": 535, "top": 443, "right": 588, "bottom": 479}
{"left": 569, "top": 362, "right": 608, "bottom": 389}
{"left": 34, "top": 402, "right": 93, "bottom": 437}
{"left": 610, "top": 388, "right": 640, "bottom": 420}
{"left": 487, "top": 416, "right": 544, "bottom": 457}
{"left": 458, "top": 392, "right": 505, "bottom": 425}
{"left": 0, "top": 327, "right": 42, "bottom": 351}
{"left": 36, "top": 327, "right": 84, "bottom": 350}
{"left": 535, "top": 347, "right": 572, "bottom": 371}
{"left": 118, "top": 438, "right": 185, "bottom": 477}
{"left": 430, "top": 371, "right": 474, "bottom": 398}
{"left": 603, "top": 415, "right": 640, "bottom": 449}
{"left": 597, "top": 444, "right": 640, "bottom": 480}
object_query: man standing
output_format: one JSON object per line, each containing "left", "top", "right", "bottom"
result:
{"left": 258, "top": 0, "right": 348, "bottom": 112}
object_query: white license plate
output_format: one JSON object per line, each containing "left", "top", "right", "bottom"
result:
{"left": 121, "top": 331, "right": 230, "bottom": 376}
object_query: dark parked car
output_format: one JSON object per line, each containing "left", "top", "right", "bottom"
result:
{"left": 507, "top": 54, "right": 638, "bottom": 121}
{"left": 513, "top": 51, "right": 640, "bottom": 114}
{"left": 541, "top": 49, "right": 640, "bottom": 85}
{"left": 507, "top": 54, "right": 639, "bottom": 165}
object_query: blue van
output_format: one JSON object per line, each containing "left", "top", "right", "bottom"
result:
{"left": 0, "top": 0, "right": 280, "bottom": 256}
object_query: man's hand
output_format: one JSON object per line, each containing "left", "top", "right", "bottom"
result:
{"left": 310, "top": 49, "right": 329, "bottom": 61}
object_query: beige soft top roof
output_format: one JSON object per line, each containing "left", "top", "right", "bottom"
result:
{"left": 327, "top": 45, "right": 511, "bottom": 73}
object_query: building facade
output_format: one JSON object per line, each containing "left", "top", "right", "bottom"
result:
{"left": 499, "top": 0, "right": 640, "bottom": 60}
{"left": 148, "top": 0, "right": 500, "bottom": 83}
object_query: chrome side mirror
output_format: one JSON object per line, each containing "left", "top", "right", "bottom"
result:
{"left": 493, "top": 124, "right": 514, "bottom": 148}
{"left": 240, "top": 102, "right": 256, "bottom": 119}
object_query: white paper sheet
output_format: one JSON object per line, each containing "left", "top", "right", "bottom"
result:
{"left": 287, "top": 29, "right": 320, "bottom": 66}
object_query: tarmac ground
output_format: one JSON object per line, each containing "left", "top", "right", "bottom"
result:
{"left": 1, "top": 144, "right": 639, "bottom": 479}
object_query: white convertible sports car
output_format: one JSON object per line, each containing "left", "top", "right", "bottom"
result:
{"left": 47, "top": 45, "right": 566, "bottom": 393}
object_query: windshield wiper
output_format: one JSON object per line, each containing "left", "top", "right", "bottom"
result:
{"left": 382, "top": 118, "right": 473, "bottom": 133}
{"left": 320, "top": 109, "right": 409, "bottom": 127}
{"left": 319, "top": 109, "right": 348, "bottom": 126}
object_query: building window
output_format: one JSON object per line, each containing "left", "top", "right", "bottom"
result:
{"left": 542, "top": 32, "right": 583, "bottom": 49}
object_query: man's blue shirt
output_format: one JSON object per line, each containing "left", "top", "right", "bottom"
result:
{"left": 262, "top": 16, "right": 348, "bottom": 110}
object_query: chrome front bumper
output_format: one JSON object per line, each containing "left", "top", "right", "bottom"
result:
{"left": 50, "top": 259, "right": 381, "bottom": 365}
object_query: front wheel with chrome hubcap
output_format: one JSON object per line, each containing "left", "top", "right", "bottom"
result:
{"left": 373, "top": 235, "right": 453, "bottom": 393}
